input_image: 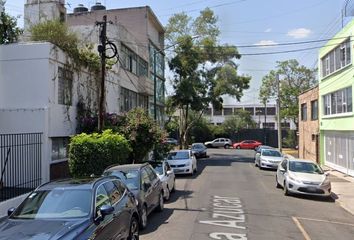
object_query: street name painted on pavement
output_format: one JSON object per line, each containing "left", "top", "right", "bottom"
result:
{"left": 199, "top": 196, "right": 247, "bottom": 240}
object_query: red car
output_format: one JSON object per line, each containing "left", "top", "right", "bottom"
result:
{"left": 233, "top": 140, "right": 262, "bottom": 149}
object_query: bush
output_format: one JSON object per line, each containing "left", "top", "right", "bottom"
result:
{"left": 68, "top": 130, "right": 131, "bottom": 177}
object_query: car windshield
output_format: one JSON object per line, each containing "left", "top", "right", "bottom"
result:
{"left": 104, "top": 170, "right": 140, "bottom": 190}
{"left": 192, "top": 144, "right": 204, "bottom": 149}
{"left": 289, "top": 161, "right": 324, "bottom": 174}
{"left": 262, "top": 150, "right": 282, "bottom": 157}
{"left": 167, "top": 151, "right": 189, "bottom": 160}
{"left": 149, "top": 162, "right": 164, "bottom": 175}
{"left": 11, "top": 189, "right": 91, "bottom": 219}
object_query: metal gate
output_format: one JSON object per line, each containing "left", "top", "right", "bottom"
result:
{"left": 0, "top": 133, "right": 42, "bottom": 202}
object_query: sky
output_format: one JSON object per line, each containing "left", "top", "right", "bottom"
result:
{"left": 3, "top": 0, "right": 353, "bottom": 104}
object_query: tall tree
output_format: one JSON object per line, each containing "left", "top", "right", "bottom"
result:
{"left": 259, "top": 59, "right": 317, "bottom": 127}
{"left": 166, "top": 8, "right": 251, "bottom": 148}
{"left": 0, "top": 1, "right": 22, "bottom": 44}
{"left": 222, "top": 109, "right": 256, "bottom": 134}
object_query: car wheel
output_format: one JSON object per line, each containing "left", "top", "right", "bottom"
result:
{"left": 171, "top": 179, "right": 175, "bottom": 192}
{"left": 164, "top": 187, "right": 170, "bottom": 201}
{"left": 276, "top": 176, "right": 281, "bottom": 188}
{"left": 156, "top": 193, "right": 164, "bottom": 212}
{"left": 224, "top": 144, "right": 230, "bottom": 149}
{"left": 255, "top": 160, "right": 258, "bottom": 167}
{"left": 236, "top": 146, "right": 241, "bottom": 149}
{"left": 283, "top": 181, "right": 289, "bottom": 196}
{"left": 139, "top": 205, "right": 147, "bottom": 229}
{"left": 128, "top": 216, "right": 139, "bottom": 240}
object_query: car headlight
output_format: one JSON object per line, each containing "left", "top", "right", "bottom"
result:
{"left": 322, "top": 178, "right": 331, "bottom": 186}
{"left": 288, "top": 175, "right": 302, "bottom": 184}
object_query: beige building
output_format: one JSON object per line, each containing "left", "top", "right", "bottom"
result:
{"left": 298, "top": 86, "right": 319, "bottom": 162}
{"left": 66, "top": 4, "right": 165, "bottom": 122}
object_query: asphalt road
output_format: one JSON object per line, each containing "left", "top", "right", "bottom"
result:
{"left": 141, "top": 149, "right": 354, "bottom": 240}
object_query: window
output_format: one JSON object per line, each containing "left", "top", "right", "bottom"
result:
{"left": 311, "top": 100, "right": 318, "bottom": 120}
{"left": 281, "top": 122, "right": 290, "bottom": 129}
{"left": 321, "top": 38, "right": 351, "bottom": 78}
{"left": 121, "top": 44, "right": 147, "bottom": 77}
{"left": 244, "top": 107, "right": 254, "bottom": 115}
{"left": 58, "top": 67, "right": 73, "bottom": 105}
{"left": 204, "top": 108, "right": 212, "bottom": 115}
{"left": 120, "top": 87, "right": 138, "bottom": 112}
{"left": 223, "top": 108, "right": 233, "bottom": 115}
{"left": 51, "top": 137, "right": 69, "bottom": 161}
{"left": 255, "top": 107, "right": 265, "bottom": 115}
{"left": 323, "top": 86, "right": 353, "bottom": 116}
{"left": 95, "top": 185, "right": 111, "bottom": 216}
{"left": 301, "top": 103, "right": 307, "bottom": 121}
{"left": 264, "top": 122, "right": 275, "bottom": 129}
{"left": 104, "top": 181, "right": 122, "bottom": 205}
{"left": 266, "top": 107, "right": 276, "bottom": 115}
{"left": 149, "top": 44, "right": 164, "bottom": 78}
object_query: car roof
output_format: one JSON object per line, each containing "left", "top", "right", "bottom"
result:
{"left": 169, "top": 149, "right": 190, "bottom": 153}
{"left": 192, "top": 143, "right": 204, "bottom": 145}
{"left": 261, "top": 148, "right": 280, "bottom": 152}
{"left": 37, "top": 176, "right": 117, "bottom": 191}
{"left": 105, "top": 163, "right": 149, "bottom": 172}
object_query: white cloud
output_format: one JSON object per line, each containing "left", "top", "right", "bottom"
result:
{"left": 265, "top": 28, "right": 272, "bottom": 32}
{"left": 287, "top": 28, "right": 312, "bottom": 39}
{"left": 254, "top": 40, "right": 277, "bottom": 48}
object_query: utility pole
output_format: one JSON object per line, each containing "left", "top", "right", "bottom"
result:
{"left": 97, "top": 15, "right": 107, "bottom": 132}
{"left": 276, "top": 74, "right": 282, "bottom": 152}
{"left": 264, "top": 100, "right": 267, "bottom": 145}
{"left": 153, "top": 49, "right": 157, "bottom": 121}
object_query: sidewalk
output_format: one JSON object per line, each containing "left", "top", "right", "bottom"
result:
{"left": 322, "top": 166, "right": 354, "bottom": 215}
{"left": 283, "top": 149, "right": 354, "bottom": 215}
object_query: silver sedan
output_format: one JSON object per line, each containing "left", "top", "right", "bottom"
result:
{"left": 148, "top": 160, "right": 175, "bottom": 201}
{"left": 255, "top": 148, "right": 283, "bottom": 169}
{"left": 276, "top": 158, "right": 331, "bottom": 198}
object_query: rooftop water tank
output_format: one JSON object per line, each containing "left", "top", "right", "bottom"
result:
{"left": 91, "top": 2, "right": 106, "bottom": 11}
{"left": 73, "top": 4, "right": 88, "bottom": 13}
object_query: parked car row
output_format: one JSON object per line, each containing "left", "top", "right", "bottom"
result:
{"left": 254, "top": 145, "right": 332, "bottom": 199}
{"left": 0, "top": 148, "right": 200, "bottom": 239}
{"left": 204, "top": 138, "right": 263, "bottom": 150}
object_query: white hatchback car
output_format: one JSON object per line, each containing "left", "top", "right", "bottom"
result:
{"left": 276, "top": 158, "right": 331, "bottom": 197}
{"left": 166, "top": 150, "right": 197, "bottom": 175}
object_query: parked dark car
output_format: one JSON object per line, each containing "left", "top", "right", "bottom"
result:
{"left": 191, "top": 143, "right": 207, "bottom": 158}
{"left": 0, "top": 176, "right": 140, "bottom": 240}
{"left": 104, "top": 163, "right": 164, "bottom": 229}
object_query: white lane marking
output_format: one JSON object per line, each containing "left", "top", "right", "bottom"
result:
{"left": 292, "top": 216, "right": 312, "bottom": 240}
{"left": 296, "top": 216, "right": 354, "bottom": 227}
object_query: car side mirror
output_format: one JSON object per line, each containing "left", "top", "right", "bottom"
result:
{"left": 100, "top": 205, "right": 114, "bottom": 218}
{"left": 279, "top": 167, "right": 286, "bottom": 173}
{"left": 7, "top": 207, "right": 16, "bottom": 216}
{"left": 166, "top": 170, "right": 173, "bottom": 176}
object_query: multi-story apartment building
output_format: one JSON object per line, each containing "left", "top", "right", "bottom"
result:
{"left": 298, "top": 86, "right": 319, "bottom": 163}
{"left": 204, "top": 103, "right": 296, "bottom": 130}
{"left": 319, "top": 19, "right": 354, "bottom": 176}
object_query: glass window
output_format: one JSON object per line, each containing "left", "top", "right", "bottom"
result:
{"left": 58, "top": 67, "right": 73, "bottom": 106}
{"left": 51, "top": 137, "right": 69, "bottom": 161}
{"left": 213, "top": 108, "right": 222, "bottom": 116}
{"left": 11, "top": 189, "right": 91, "bottom": 219}
{"left": 150, "top": 162, "right": 164, "bottom": 175}
{"left": 311, "top": 100, "right": 318, "bottom": 120}
{"left": 255, "top": 107, "right": 265, "bottom": 115}
{"left": 104, "top": 181, "right": 122, "bottom": 205}
{"left": 266, "top": 107, "right": 276, "bottom": 115}
{"left": 145, "top": 166, "right": 157, "bottom": 181}
{"left": 141, "top": 168, "right": 151, "bottom": 188}
{"left": 289, "top": 161, "right": 324, "bottom": 174}
{"left": 323, "top": 86, "right": 352, "bottom": 116}
{"left": 204, "top": 108, "right": 212, "bottom": 115}
{"left": 321, "top": 38, "right": 351, "bottom": 78}
{"left": 301, "top": 103, "right": 307, "bottom": 121}
{"left": 167, "top": 151, "right": 189, "bottom": 160}
{"left": 223, "top": 108, "right": 233, "bottom": 115}
{"left": 95, "top": 185, "right": 111, "bottom": 216}
{"left": 104, "top": 170, "right": 140, "bottom": 191}
{"left": 244, "top": 107, "right": 254, "bottom": 115}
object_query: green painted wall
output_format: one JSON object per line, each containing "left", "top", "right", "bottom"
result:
{"left": 318, "top": 19, "right": 354, "bottom": 165}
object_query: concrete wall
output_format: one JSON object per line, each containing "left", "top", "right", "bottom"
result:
{"left": 298, "top": 86, "right": 319, "bottom": 162}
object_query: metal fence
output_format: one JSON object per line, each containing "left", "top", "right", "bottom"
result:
{"left": 0, "top": 133, "right": 42, "bottom": 202}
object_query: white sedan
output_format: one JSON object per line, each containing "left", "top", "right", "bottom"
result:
{"left": 276, "top": 158, "right": 332, "bottom": 198}
{"left": 255, "top": 148, "right": 284, "bottom": 169}
{"left": 166, "top": 150, "right": 197, "bottom": 175}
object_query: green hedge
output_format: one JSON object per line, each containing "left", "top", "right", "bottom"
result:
{"left": 69, "top": 130, "right": 131, "bottom": 177}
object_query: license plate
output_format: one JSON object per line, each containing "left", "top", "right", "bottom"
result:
{"left": 307, "top": 187, "right": 317, "bottom": 192}
{"left": 173, "top": 169, "right": 183, "bottom": 173}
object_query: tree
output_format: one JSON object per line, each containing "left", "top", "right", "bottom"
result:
{"left": 259, "top": 59, "right": 317, "bottom": 127}
{"left": 166, "top": 8, "right": 251, "bottom": 148}
{"left": 222, "top": 109, "right": 256, "bottom": 135}
{"left": 0, "top": 1, "right": 22, "bottom": 44}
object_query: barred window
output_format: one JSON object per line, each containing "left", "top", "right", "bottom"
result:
{"left": 58, "top": 67, "right": 73, "bottom": 106}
